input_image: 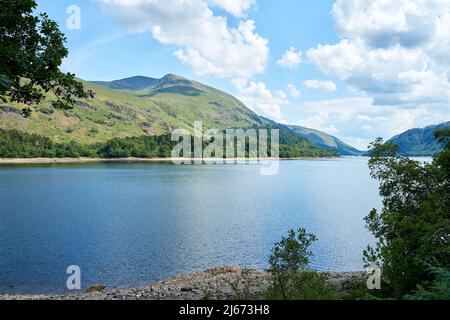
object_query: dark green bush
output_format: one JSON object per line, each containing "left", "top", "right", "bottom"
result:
{"left": 263, "top": 228, "right": 337, "bottom": 300}
{"left": 405, "top": 266, "right": 450, "bottom": 300}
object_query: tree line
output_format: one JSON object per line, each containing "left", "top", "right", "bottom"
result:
{"left": 0, "top": 128, "right": 338, "bottom": 159}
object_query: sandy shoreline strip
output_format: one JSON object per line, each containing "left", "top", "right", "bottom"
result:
{"left": 0, "top": 157, "right": 340, "bottom": 164}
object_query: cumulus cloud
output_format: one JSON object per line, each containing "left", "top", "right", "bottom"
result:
{"left": 287, "top": 84, "right": 301, "bottom": 98}
{"left": 100, "top": 0, "right": 267, "bottom": 83}
{"left": 303, "top": 80, "right": 337, "bottom": 92}
{"left": 238, "top": 81, "right": 288, "bottom": 123}
{"left": 307, "top": 0, "right": 450, "bottom": 107}
{"left": 210, "top": 0, "right": 256, "bottom": 17}
{"left": 277, "top": 47, "right": 302, "bottom": 69}
{"left": 294, "top": 97, "right": 450, "bottom": 150}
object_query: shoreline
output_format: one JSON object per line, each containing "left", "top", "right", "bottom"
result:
{"left": 0, "top": 267, "right": 366, "bottom": 301}
{"left": 0, "top": 156, "right": 344, "bottom": 165}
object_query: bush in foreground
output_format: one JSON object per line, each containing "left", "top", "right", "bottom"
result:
{"left": 263, "top": 228, "right": 337, "bottom": 300}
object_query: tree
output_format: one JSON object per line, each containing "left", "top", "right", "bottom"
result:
{"left": 265, "top": 228, "right": 337, "bottom": 300}
{"left": 0, "top": 0, "right": 93, "bottom": 117}
{"left": 364, "top": 130, "right": 450, "bottom": 298}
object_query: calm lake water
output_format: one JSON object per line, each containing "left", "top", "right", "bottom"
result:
{"left": 0, "top": 157, "right": 381, "bottom": 294}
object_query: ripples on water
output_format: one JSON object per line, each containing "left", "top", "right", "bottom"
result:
{"left": 0, "top": 158, "right": 381, "bottom": 294}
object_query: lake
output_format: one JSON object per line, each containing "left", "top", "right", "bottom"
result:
{"left": 0, "top": 157, "right": 380, "bottom": 294}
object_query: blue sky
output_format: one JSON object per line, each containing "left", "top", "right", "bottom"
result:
{"left": 37, "top": 0, "right": 450, "bottom": 149}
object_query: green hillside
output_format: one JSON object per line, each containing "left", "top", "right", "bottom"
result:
{"left": 0, "top": 74, "right": 266, "bottom": 144}
{"left": 0, "top": 74, "right": 342, "bottom": 158}
{"left": 289, "top": 125, "right": 363, "bottom": 155}
{"left": 388, "top": 121, "right": 450, "bottom": 156}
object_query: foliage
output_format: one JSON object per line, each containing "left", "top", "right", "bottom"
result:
{"left": 342, "top": 281, "right": 380, "bottom": 300}
{"left": 264, "top": 228, "right": 337, "bottom": 300}
{"left": 98, "top": 135, "right": 175, "bottom": 158}
{"left": 264, "top": 271, "right": 337, "bottom": 300}
{"left": 405, "top": 266, "right": 450, "bottom": 300}
{"left": 363, "top": 130, "right": 450, "bottom": 298}
{"left": 0, "top": 129, "right": 179, "bottom": 158}
{"left": 0, "top": 128, "right": 338, "bottom": 159}
{"left": 201, "top": 288, "right": 213, "bottom": 301}
{"left": 0, "top": 129, "right": 97, "bottom": 158}
{"left": 0, "top": 0, "right": 93, "bottom": 116}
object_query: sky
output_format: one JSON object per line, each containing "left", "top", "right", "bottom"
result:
{"left": 37, "top": 0, "right": 450, "bottom": 150}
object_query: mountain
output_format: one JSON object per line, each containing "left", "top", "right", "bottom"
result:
{"left": 388, "top": 121, "right": 450, "bottom": 156}
{"left": 0, "top": 74, "right": 266, "bottom": 144}
{"left": 92, "top": 75, "right": 162, "bottom": 91}
{"left": 92, "top": 74, "right": 191, "bottom": 91}
{"left": 0, "top": 73, "right": 357, "bottom": 157}
{"left": 288, "top": 126, "right": 363, "bottom": 155}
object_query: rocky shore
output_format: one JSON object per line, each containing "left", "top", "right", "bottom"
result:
{"left": 0, "top": 267, "right": 366, "bottom": 301}
{"left": 0, "top": 157, "right": 340, "bottom": 165}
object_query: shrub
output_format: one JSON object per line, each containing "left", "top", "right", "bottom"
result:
{"left": 263, "top": 228, "right": 337, "bottom": 300}
{"left": 405, "top": 266, "right": 450, "bottom": 300}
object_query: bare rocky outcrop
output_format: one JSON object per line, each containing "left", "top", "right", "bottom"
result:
{"left": 0, "top": 267, "right": 366, "bottom": 301}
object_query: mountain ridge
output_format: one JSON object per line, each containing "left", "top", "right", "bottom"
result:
{"left": 0, "top": 73, "right": 359, "bottom": 156}
{"left": 388, "top": 121, "right": 450, "bottom": 156}
{"left": 92, "top": 74, "right": 190, "bottom": 91}
{"left": 288, "top": 125, "right": 363, "bottom": 156}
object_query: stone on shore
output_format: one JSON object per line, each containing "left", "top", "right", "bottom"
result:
{"left": 86, "top": 284, "right": 107, "bottom": 293}
{"left": 0, "top": 266, "right": 366, "bottom": 301}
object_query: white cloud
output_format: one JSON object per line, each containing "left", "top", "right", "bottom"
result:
{"left": 307, "top": 0, "right": 450, "bottom": 107}
{"left": 277, "top": 47, "right": 302, "bottom": 69}
{"left": 276, "top": 90, "right": 288, "bottom": 100}
{"left": 303, "top": 80, "right": 337, "bottom": 92}
{"left": 238, "top": 81, "right": 288, "bottom": 123}
{"left": 287, "top": 84, "right": 301, "bottom": 98}
{"left": 100, "top": 0, "right": 268, "bottom": 83}
{"left": 210, "top": 0, "right": 256, "bottom": 17}
{"left": 294, "top": 97, "right": 450, "bottom": 150}
{"left": 332, "top": 0, "right": 450, "bottom": 51}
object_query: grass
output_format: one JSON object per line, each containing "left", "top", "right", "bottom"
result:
{"left": 0, "top": 78, "right": 264, "bottom": 145}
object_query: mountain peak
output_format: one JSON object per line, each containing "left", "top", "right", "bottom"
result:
{"left": 92, "top": 75, "right": 158, "bottom": 91}
{"left": 93, "top": 74, "right": 190, "bottom": 91}
{"left": 161, "top": 73, "right": 185, "bottom": 81}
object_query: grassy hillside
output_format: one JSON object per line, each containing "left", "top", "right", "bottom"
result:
{"left": 0, "top": 74, "right": 341, "bottom": 158}
{"left": 388, "top": 121, "right": 450, "bottom": 156}
{"left": 289, "top": 125, "right": 363, "bottom": 155}
{"left": 0, "top": 74, "right": 265, "bottom": 144}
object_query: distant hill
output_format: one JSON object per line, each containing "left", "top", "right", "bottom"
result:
{"left": 92, "top": 75, "right": 162, "bottom": 91}
{"left": 388, "top": 121, "right": 450, "bottom": 156}
{"left": 92, "top": 74, "right": 191, "bottom": 91}
{"left": 288, "top": 126, "right": 363, "bottom": 155}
